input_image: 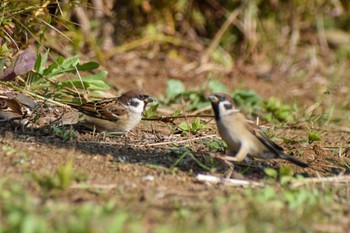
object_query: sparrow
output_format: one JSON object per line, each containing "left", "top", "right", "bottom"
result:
{"left": 208, "top": 93, "right": 308, "bottom": 167}
{"left": 70, "top": 89, "right": 154, "bottom": 133}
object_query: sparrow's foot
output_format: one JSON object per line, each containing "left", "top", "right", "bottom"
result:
{"left": 223, "top": 160, "right": 235, "bottom": 178}
{"left": 209, "top": 153, "right": 236, "bottom": 178}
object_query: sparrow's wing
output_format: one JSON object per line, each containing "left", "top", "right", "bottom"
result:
{"left": 245, "top": 119, "right": 308, "bottom": 167}
{"left": 244, "top": 119, "right": 284, "bottom": 152}
{"left": 78, "top": 98, "right": 127, "bottom": 121}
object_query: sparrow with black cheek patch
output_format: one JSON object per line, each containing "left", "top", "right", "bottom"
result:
{"left": 70, "top": 89, "right": 154, "bottom": 133}
{"left": 208, "top": 93, "right": 308, "bottom": 168}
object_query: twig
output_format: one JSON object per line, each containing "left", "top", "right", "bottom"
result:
{"left": 143, "top": 114, "right": 214, "bottom": 123}
{"left": 70, "top": 183, "right": 117, "bottom": 189}
{"left": 196, "top": 174, "right": 263, "bottom": 187}
{"left": 291, "top": 175, "right": 350, "bottom": 188}
{"left": 144, "top": 134, "right": 218, "bottom": 147}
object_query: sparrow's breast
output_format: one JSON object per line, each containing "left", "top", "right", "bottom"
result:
{"left": 216, "top": 118, "right": 241, "bottom": 152}
{"left": 123, "top": 111, "right": 143, "bottom": 132}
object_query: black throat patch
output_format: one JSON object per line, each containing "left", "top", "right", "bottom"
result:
{"left": 211, "top": 103, "right": 220, "bottom": 120}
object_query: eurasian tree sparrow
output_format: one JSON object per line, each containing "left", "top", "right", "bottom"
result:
{"left": 208, "top": 93, "right": 308, "bottom": 167}
{"left": 71, "top": 89, "right": 154, "bottom": 133}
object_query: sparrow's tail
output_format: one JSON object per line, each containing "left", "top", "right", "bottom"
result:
{"left": 279, "top": 153, "right": 309, "bottom": 168}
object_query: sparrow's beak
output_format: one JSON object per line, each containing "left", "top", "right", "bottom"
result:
{"left": 208, "top": 95, "right": 219, "bottom": 103}
{"left": 144, "top": 96, "right": 155, "bottom": 103}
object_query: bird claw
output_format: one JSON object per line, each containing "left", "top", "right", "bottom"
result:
{"left": 209, "top": 153, "right": 236, "bottom": 178}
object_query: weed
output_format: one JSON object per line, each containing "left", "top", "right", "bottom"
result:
{"left": 161, "top": 79, "right": 209, "bottom": 111}
{"left": 177, "top": 117, "right": 208, "bottom": 135}
{"left": 51, "top": 126, "right": 76, "bottom": 141}
{"left": 264, "top": 97, "right": 293, "bottom": 122}
{"left": 143, "top": 102, "right": 159, "bottom": 118}
{"left": 29, "top": 51, "right": 109, "bottom": 101}
{"left": 205, "top": 138, "right": 226, "bottom": 152}
{"left": 232, "top": 89, "right": 262, "bottom": 116}
{"left": 169, "top": 147, "right": 213, "bottom": 172}
{"left": 308, "top": 132, "right": 322, "bottom": 144}
{"left": 32, "top": 161, "right": 78, "bottom": 192}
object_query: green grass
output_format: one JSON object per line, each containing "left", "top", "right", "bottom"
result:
{"left": 0, "top": 177, "right": 349, "bottom": 233}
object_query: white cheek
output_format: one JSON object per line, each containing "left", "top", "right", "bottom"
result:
{"left": 218, "top": 101, "right": 238, "bottom": 117}
{"left": 128, "top": 98, "right": 145, "bottom": 113}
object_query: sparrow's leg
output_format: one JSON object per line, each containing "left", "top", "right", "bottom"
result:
{"left": 223, "top": 159, "right": 234, "bottom": 178}
{"left": 209, "top": 153, "right": 235, "bottom": 178}
{"left": 224, "top": 146, "right": 250, "bottom": 162}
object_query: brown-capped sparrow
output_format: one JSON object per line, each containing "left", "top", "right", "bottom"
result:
{"left": 208, "top": 93, "right": 308, "bottom": 167}
{"left": 71, "top": 89, "right": 154, "bottom": 133}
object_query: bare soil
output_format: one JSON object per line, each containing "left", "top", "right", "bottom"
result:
{"left": 1, "top": 53, "right": 349, "bottom": 217}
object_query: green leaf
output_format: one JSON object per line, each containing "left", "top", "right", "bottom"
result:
{"left": 308, "top": 132, "right": 321, "bottom": 143}
{"left": 34, "top": 49, "right": 49, "bottom": 74}
{"left": 265, "top": 97, "right": 281, "bottom": 112}
{"left": 57, "top": 161, "right": 74, "bottom": 189}
{"left": 279, "top": 166, "right": 294, "bottom": 177}
{"left": 61, "top": 55, "right": 80, "bottom": 69}
{"left": 208, "top": 79, "right": 227, "bottom": 93}
{"left": 232, "top": 89, "right": 262, "bottom": 109}
{"left": 166, "top": 79, "right": 185, "bottom": 100}
{"left": 143, "top": 103, "right": 159, "bottom": 118}
{"left": 76, "top": 61, "right": 100, "bottom": 71}
{"left": 264, "top": 168, "right": 278, "bottom": 179}
{"left": 58, "top": 71, "right": 109, "bottom": 90}
{"left": 83, "top": 71, "right": 108, "bottom": 81}
{"left": 177, "top": 117, "right": 207, "bottom": 134}
{"left": 0, "top": 57, "right": 6, "bottom": 76}
{"left": 178, "top": 122, "right": 189, "bottom": 131}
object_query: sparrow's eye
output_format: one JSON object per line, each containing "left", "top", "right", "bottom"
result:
{"left": 138, "top": 95, "right": 147, "bottom": 100}
{"left": 217, "top": 95, "right": 225, "bottom": 101}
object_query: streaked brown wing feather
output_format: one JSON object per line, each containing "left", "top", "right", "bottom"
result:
{"left": 244, "top": 120, "right": 284, "bottom": 152}
{"left": 78, "top": 98, "right": 127, "bottom": 121}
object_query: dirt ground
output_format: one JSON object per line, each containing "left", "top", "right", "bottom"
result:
{"left": 1, "top": 52, "right": 350, "bottom": 217}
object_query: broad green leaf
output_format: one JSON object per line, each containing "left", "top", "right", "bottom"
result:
{"left": 178, "top": 122, "right": 189, "bottom": 131}
{"left": 61, "top": 55, "right": 80, "bottom": 69}
{"left": 166, "top": 79, "right": 185, "bottom": 100}
{"left": 264, "top": 167, "right": 278, "bottom": 179}
{"left": 143, "top": 103, "right": 159, "bottom": 118}
{"left": 265, "top": 97, "right": 281, "bottom": 112}
{"left": 308, "top": 132, "right": 321, "bottom": 143}
{"left": 34, "top": 49, "right": 49, "bottom": 73}
{"left": 82, "top": 71, "right": 108, "bottom": 81}
{"left": 76, "top": 61, "right": 100, "bottom": 71}
{"left": 0, "top": 57, "right": 6, "bottom": 76}
{"left": 208, "top": 79, "right": 227, "bottom": 93}
{"left": 279, "top": 166, "right": 294, "bottom": 177}
{"left": 58, "top": 71, "right": 109, "bottom": 90}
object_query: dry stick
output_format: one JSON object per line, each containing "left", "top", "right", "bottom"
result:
{"left": 70, "top": 183, "right": 117, "bottom": 190}
{"left": 196, "top": 174, "right": 263, "bottom": 187}
{"left": 143, "top": 114, "right": 214, "bottom": 123}
{"left": 144, "top": 134, "right": 219, "bottom": 147}
{"left": 291, "top": 176, "right": 350, "bottom": 188}
{"left": 201, "top": 9, "right": 240, "bottom": 64}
